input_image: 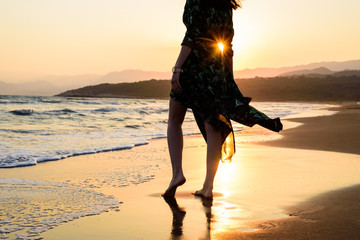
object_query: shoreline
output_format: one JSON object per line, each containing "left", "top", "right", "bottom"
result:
{"left": 0, "top": 104, "right": 359, "bottom": 239}
{"left": 258, "top": 104, "right": 360, "bottom": 155}
{"left": 0, "top": 101, "right": 338, "bottom": 169}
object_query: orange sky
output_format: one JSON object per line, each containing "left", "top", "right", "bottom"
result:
{"left": 0, "top": 0, "right": 359, "bottom": 80}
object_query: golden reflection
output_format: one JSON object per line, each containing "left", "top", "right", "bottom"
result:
{"left": 163, "top": 194, "right": 255, "bottom": 239}
{"left": 163, "top": 197, "right": 186, "bottom": 239}
{"left": 217, "top": 161, "right": 237, "bottom": 185}
{"left": 196, "top": 196, "right": 254, "bottom": 239}
{"left": 211, "top": 200, "right": 248, "bottom": 234}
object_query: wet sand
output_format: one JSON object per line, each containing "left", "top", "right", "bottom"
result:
{"left": 1, "top": 104, "right": 359, "bottom": 239}
{"left": 258, "top": 104, "right": 360, "bottom": 155}
{"left": 216, "top": 104, "right": 360, "bottom": 240}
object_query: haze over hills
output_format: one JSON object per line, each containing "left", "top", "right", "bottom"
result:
{"left": 0, "top": 74, "right": 102, "bottom": 96}
{"left": 279, "top": 67, "right": 335, "bottom": 76}
{"left": 0, "top": 71, "right": 172, "bottom": 96}
{"left": 98, "top": 70, "right": 171, "bottom": 84}
{"left": 1, "top": 59, "right": 359, "bottom": 96}
{"left": 0, "top": 80, "right": 58, "bottom": 96}
{"left": 233, "top": 59, "right": 360, "bottom": 78}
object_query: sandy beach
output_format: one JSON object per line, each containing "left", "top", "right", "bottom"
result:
{"left": 1, "top": 104, "right": 360, "bottom": 240}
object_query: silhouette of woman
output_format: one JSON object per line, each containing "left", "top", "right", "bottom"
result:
{"left": 163, "top": 0, "right": 282, "bottom": 199}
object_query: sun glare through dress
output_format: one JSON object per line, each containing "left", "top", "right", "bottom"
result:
{"left": 170, "top": 0, "right": 282, "bottom": 163}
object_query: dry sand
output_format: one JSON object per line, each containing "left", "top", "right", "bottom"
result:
{"left": 1, "top": 104, "right": 359, "bottom": 239}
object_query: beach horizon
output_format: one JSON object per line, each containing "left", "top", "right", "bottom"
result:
{"left": 0, "top": 103, "right": 359, "bottom": 239}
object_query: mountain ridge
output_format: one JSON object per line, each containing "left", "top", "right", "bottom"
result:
{"left": 233, "top": 59, "right": 360, "bottom": 78}
{"left": 1, "top": 59, "right": 359, "bottom": 96}
{"left": 56, "top": 74, "right": 360, "bottom": 102}
{"left": 279, "top": 67, "right": 335, "bottom": 76}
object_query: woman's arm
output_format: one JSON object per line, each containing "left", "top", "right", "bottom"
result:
{"left": 171, "top": 45, "right": 192, "bottom": 92}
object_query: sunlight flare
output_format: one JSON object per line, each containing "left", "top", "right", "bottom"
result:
{"left": 217, "top": 161, "right": 236, "bottom": 184}
{"left": 217, "top": 42, "right": 224, "bottom": 53}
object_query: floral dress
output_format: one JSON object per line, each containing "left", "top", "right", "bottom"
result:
{"left": 170, "top": 0, "right": 282, "bottom": 162}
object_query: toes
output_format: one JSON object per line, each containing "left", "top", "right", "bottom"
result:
{"left": 162, "top": 187, "right": 176, "bottom": 197}
{"left": 192, "top": 189, "right": 213, "bottom": 199}
{"left": 162, "top": 178, "right": 186, "bottom": 197}
{"left": 192, "top": 190, "right": 203, "bottom": 196}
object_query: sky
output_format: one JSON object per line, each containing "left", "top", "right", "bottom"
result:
{"left": 0, "top": 0, "right": 359, "bottom": 81}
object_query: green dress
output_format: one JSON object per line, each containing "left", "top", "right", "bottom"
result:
{"left": 171, "top": 0, "right": 282, "bottom": 162}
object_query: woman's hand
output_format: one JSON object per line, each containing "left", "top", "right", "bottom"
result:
{"left": 171, "top": 45, "right": 192, "bottom": 92}
{"left": 171, "top": 72, "right": 182, "bottom": 92}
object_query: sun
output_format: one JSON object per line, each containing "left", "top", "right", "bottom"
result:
{"left": 217, "top": 42, "right": 224, "bottom": 53}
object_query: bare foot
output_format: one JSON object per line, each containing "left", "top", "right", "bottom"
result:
{"left": 192, "top": 186, "right": 213, "bottom": 199}
{"left": 162, "top": 176, "right": 186, "bottom": 198}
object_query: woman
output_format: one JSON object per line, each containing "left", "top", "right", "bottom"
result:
{"left": 163, "top": 0, "right": 282, "bottom": 199}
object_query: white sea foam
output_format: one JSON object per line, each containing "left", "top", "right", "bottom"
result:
{"left": 0, "top": 178, "right": 121, "bottom": 240}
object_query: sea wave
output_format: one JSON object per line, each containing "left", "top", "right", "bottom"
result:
{"left": 74, "top": 100, "right": 120, "bottom": 105}
{"left": 0, "top": 129, "right": 33, "bottom": 134}
{"left": 39, "top": 99, "right": 62, "bottom": 103}
{"left": 0, "top": 96, "right": 337, "bottom": 169}
{"left": 9, "top": 109, "right": 34, "bottom": 115}
{"left": 0, "top": 142, "right": 149, "bottom": 168}
{"left": 0, "top": 100, "right": 29, "bottom": 104}
{"left": 137, "top": 106, "right": 168, "bottom": 115}
{"left": 44, "top": 108, "right": 77, "bottom": 115}
{"left": 94, "top": 107, "right": 118, "bottom": 112}
{"left": 125, "top": 125, "right": 143, "bottom": 129}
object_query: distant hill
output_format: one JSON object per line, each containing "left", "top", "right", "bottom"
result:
{"left": 280, "top": 67, "right": 335, "bottom": 76}
{"left": 97, "top": 70, "right": 171, "bottom": 84}
{"left": 234, "top": 75, "right": 360, "bottom": 102}
{"left": 57, "top": 75, "right": 360, "bottom": 102}
{"left": 94, "top": 59, "right": 360, "bottom": 82}
{"left": 332, "top": 70, "right": 360, "bottom": 77}
{"left": 2, "top": 59, "right": 360, "bottom": 96}
{"left": 280, "top": 68, "right": 360, "bottom": 78}
{"left": 57, "top": 79, "right": 171, "bottom": 99}
{"left": 233, "top": 59, "right": 360, "bottom": 78}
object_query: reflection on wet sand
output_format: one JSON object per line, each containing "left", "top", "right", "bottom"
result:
{"left": 163, "top": 197, "right": 186, "bottom": 239}
{"left": 163, "top": 196, "right": 212, "bottom": 240}
{"left": 209, "top": 197, "right": 258, "bottom": 235}
{"left": 197, "top": 196, "right": 213, "bottom": 240}
{"left": 163, "top": 194, "right": 256, "bottom": 240}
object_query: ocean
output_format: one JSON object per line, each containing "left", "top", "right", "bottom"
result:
{"left": 0, "top": 95, "right": 339, "bottom": 239}
{"left": 0, "top": 95, "right": 335, "bottom": 168}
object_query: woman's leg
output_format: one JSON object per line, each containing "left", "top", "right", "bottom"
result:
{"left": 163, "top": 99, "right": 187, "bottom": 197}
{"left": 194, "top": 121, "right": 222, "bottom": 198}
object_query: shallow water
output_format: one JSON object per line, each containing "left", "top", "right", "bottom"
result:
{"left": 0, "top": 95, "right": 336, "bottom": 168}
{"left": 0, "top": 179, "right": 120, "bottom": 240}
{"left": 0, "top": 97, "right": 342, "bottom": 239}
